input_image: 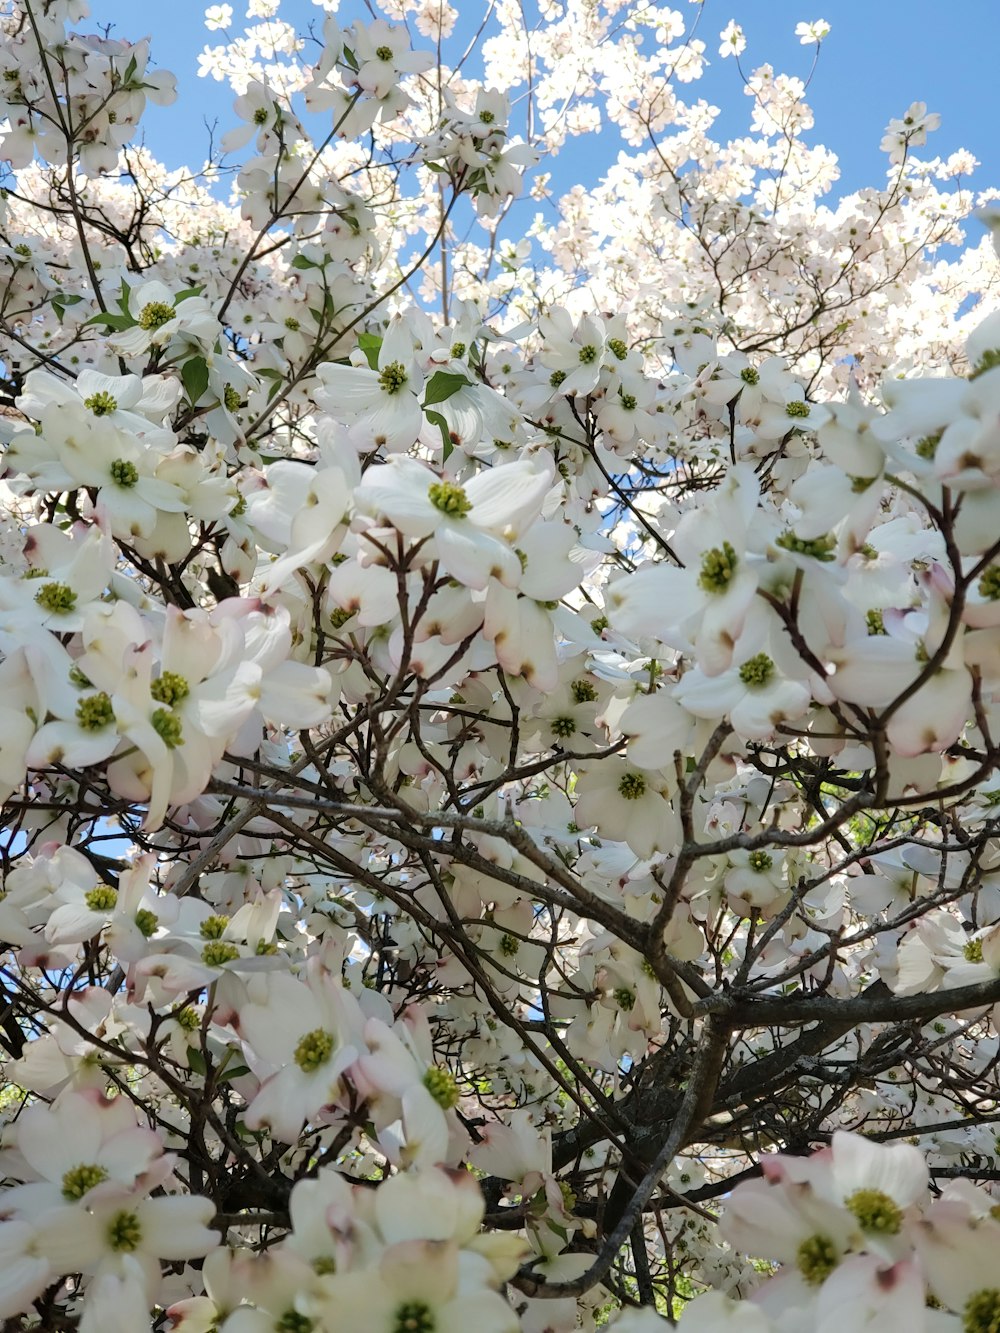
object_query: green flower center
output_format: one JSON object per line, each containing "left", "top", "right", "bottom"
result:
{"left": 202, "top": 940, "right": 239, "bottom": 966}
{"left": 698, "top": 542, "right": 738, "bottom": 594}
{"left": 85, "top": 885, "right": 118, "bottom": 912}
{"left": 284, "top": 316, "right": 300, "bottom": 331}
{"left": 76, "top": 692, "right": 115, "bottom": 730}
{"left": 394, "top": 1302, "right": 435, "bottom": 1333}
{"left": 294, "top": 1027, "right": 336, "bottom": 1072}
{"left": 845, "top": 1188, "right": 903, "bottom": 1235}
{"left": 377, "top": 360, "right": 408, "bottom": 394}
{"left": 253, "top": 106, "right": 269, "bottom": 125}
{"left": 796, "top": 1233, "right": 838, "bottom": 1285}
{"left": 978, "top": 565, "right": 1000, "bottom": 601}
{"left": 61, "top": 1162, "right": 109, "bottom": 1200}
{"left": 135, "top": 908, "right": 159, "bottom": 938}
{"left": 138, "top": 300, "right": 174, "bottom": 331}
{"left": 740, "top": 366, "right": 759, "bottom": 385}
{"left": 199, "top": 914, "right": 230, "bottom": 940}
{"left": 107, "top": 1209, "right": 142, "bottom": 1253}
{"left": 866, "top": 608, "right": 886, "bottom": 635}
{"left": 84, "top": 391, "right": 117, "bottom": 416}
{"left": 110, "top": 458, "right": 139, "bottom": 487}
{"left": 775, "top": 531, "right": 836, "bottom": 561}
{"left": 275, "top": 1313, "right": 314, "bottom": 1333}
{"left": 619, "top": 392, "right": 637, "bottom": 410}
{"left": 428, "top": 481, "right": 471, "bottom": 517}
{"left": 614, "top": 986, "right": 635, "bottom": 1011}
{"left": 747, "top": 851, "right": 773, "bottom": 873}
{"left": 785, "top": 400, "right": 810, "bottom": 418}
{"left": 578, "top": 344, "right": 598, "bottom": 364}
{"left": 375, "top": 44, "right": 394, "bottom": 60}
{"left": 499, "top": 932, "right": 520, "bottom": 956}
{"left": 151, "top": 708, "right": 183, "bottom": 748}
{"left": 450, "top": 341, "right": 466, "bottom": 358}
{"left": 35, "top": 582, "right": 77, "bottom": 614}
{"left": 618, "top": 772, "right": 646, "bottom": 800}
{"left": 223, "top": 384, "right": 242, "bottom": 411}
{"left": 551, "top": 716, "right": 576, "bottom": 739}
{"left": 549, "top": 368, "right": 567, "bottom": 388}
{"left": 738, "top": 653, "right": 774, "bottom": 688}
{"left": 423, "top": 1065, "right": 461, "bottom": 1109}
{"left": 608, "top": 337, "right": 628, "bottom": 361}
{"left": 963, "top": 1289, "right": 1000, "bottom": 1333}
{"left": 175, "top": 1005, "right": 199, "bottom": 1031}
{"left": 151, "top": 672, "right": 190, "bottom": 706}
{"left": 478, "top": 111, "right": 495, "bottom": 126}
{"left": 590, "top": 614, "right": 609, "bottom": 634}
{"left": 915, "top": 432, "right": 940, "bottom": 459}
{"left": 964, "top": 938, "right": 984, "bottom": 963}
{"left": 571, "top": 678, "right": 599, "bottom": 703}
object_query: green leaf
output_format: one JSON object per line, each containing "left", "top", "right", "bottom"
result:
{"left": 175, "top": 286, "right": 205, "bottom": 303}
{"left": 357, "top": 331, "right": 382, "bottom": 370}
{"left": 423, "top": 370, "right": 472, "bottom": 407}
{"left": 51, "top": 293, "right": 83, "bottom": 322}
{"left": 218, "top": 1063, "right": 250, "bottom": 1083}
{"left": 85, "top": 311, "right": 133, "bottom": 331}
{"left": 187, "top": 1046, "right": 207, "bottom": 1077}
{"left": 425, "top": 408, "right": 455, "bottom": 462}
{"left": 290, "top": 254, "right": 318, "bottom": 270}
{"left": 181, "top": 356, "right": 210, "bottom": 405}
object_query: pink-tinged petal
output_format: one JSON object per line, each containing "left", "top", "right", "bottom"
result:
{"left": 885, "top": 669, "right": 971, "bottom": 756}
{"left": 913, "top": 1199, "right": 1000, "bottom": 1312}
{"left": 815, "top": 1255, "right": 926, "bottom": 1333}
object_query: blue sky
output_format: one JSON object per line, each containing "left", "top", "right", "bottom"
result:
{"left": 91, "top": 0, "right": 999, "bottom": 205}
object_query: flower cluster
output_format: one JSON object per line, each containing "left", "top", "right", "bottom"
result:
{"left": 0, "top": 0, "right": 998, "bottom": 1329}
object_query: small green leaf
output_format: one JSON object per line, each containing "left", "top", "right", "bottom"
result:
{"left": 423, "top": 370, "right": 472, "bottom": 406}
{"left": 187, "top": 1047, "right": 208, "bottom": 1077}
{"left": 218, "top": 1063, "right": 250, "bottom": 1083}
{"left": 181, "top": 356, "right": 210, "bottom": 405}
{"left": 357, "top": 331, "right": 382, "bottom": 370}
{"left": 290, "top": 254, "right": 318, "bottom": 270}
{"left": 425, "top": 408, "right": 455, "bottom": 462}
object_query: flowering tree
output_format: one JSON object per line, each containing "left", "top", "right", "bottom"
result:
{"left": 2, "top": 0, "right": 1000, "bottom": 1328}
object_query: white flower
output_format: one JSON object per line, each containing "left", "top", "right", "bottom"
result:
{"left": 204, "top": 3, "right": 233, "bottom": 29}
{"left": 238, "top": 964, "right": 365, "bottom": 1141}
{"left": 573, "top": 760, "right": 679, "bottom": 859}
{"left": 719, "top": 21, "right": 746, "bottom": 58}
{"left": 795, "top": 18, "right": 830, "bottom": 43}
